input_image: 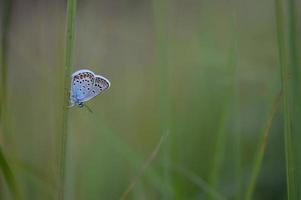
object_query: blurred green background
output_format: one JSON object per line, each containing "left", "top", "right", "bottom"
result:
{"left": 0, "top": 0, "right": 298, "bottom": 199}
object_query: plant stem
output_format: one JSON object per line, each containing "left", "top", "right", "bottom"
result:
{"left": 0, "top": 1, "right": 20, "bottom": 199}
{"left": 58, "top": 0, "right": 77, "bottom": 199}
{"left": 207, "top": 100, "right": 230, "bottom": 200}
{"left": 0, "top": 0, "right": 12, "bottom": 135}
{"left": 230, "top": 10, "right": 242, "bottom": 200}
{"left": 275, "top": 0, "right": 299, "bottom": 199}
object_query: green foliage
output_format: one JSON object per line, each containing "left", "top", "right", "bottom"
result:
{"left": 0, "top": 0, "right": 299, "bottom": 199}
{"left": 275, "top": 0, "right": 300, "bottom": 199}
{"left": 0, "top": 147, "right": 20, "bottom": 199}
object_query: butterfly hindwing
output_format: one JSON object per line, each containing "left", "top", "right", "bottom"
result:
{"left": 87, "top": 75, "right": 111, "bottom": 100}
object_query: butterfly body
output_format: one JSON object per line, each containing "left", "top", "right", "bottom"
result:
{"left": 70, "top": 69, "right": 110, "bottom": 107}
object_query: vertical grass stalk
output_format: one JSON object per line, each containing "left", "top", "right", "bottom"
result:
{"left": 275, "top": 0, "right": 300, "bottom": 199}
{"left": 0, "top": 0, "right": 12, "bottom": 124}
{"left": 230, "top": 6, "right": 242, "bottom": 199}
{"left": 286, "top": 4, "right": 301, "bottom": 198}
{"left": 207, "top": 100, "right": 230, "bottom": 200}
{"left": 274, "top": 1, "right": 293, "bottom": 198}
{"left": 58, "top": 0, "right": 77, "bottom": 199}
{"left": 0, "top": 0, "right": 20, "bottom": 199}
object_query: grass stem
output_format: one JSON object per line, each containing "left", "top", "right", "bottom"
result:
{"left": 58, "top": 0, "right": 77, "bottom": 199}
{"left": 0, "top": 1, "right": 20, "bottom": 199}
{"left": 0, "top": 0, "right": 12, "bottom": 123}
{"left": 275, "top": 0, "right": 299, "bottom": 198}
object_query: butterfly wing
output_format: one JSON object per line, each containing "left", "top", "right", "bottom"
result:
{"left": 85, "top": 75, "right": 111, "bottom": 102}
{"left": 70, "top": 69, "right": 96, "bottom": 105}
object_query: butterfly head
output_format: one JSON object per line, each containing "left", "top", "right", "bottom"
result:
{"left": 77, "top": 102, "right": 84, "bottom": 108}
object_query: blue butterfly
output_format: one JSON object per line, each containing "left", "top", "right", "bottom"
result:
{"left": 70, "top": 69, "right": 110, "bottom": 108}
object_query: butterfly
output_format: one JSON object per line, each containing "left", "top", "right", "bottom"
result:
{"left": 70, "top": 69, "right": 111, "bottom": 108}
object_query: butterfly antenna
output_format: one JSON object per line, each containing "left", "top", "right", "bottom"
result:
{"left": 84, "top": 104, "right": 93, "bottom": 113}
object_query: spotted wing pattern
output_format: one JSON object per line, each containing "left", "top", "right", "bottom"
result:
{"left": 70, "top": 69, "right": 110, "bottom": 107}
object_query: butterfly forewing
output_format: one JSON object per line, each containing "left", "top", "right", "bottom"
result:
{"left": 71, "top": 70, "right": 95, "bottom": 102}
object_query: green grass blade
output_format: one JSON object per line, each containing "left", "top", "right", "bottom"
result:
{"left": 275, "top": 0, "right": 300, "bottom": 199}
{"left": 286, "top": 0, "right": 300, "bottom": 198}
{"left": 0, "top": 147, "right": 21, "bottom": 199}
{"left": 58, "top": 0, "right": 77, "bottom": 199}
{"left": 120, "top": 131, "right": 169, "bottom": 200}
{"left": 207, "top": 98, "right": 230, "bottom": 200}
{"left": 230, "top": 7, "right": 242, "bottom": 200}
{"left": 0, "top": 0, "right": 12, "bottom": 122}
{"left": 174, "top": 165, "right": 226, "bottom": 200}
{"left": 0, "top": 0, "right": 20, "bottom": 199}
{"left": 245, "top": 91, "right": 282, "bottom": 200}
{"left": 89, "top": 114, "right": 174, "bottom": 198}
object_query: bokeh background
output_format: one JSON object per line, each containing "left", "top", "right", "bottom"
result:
{"left": 0, "top": 0, "right": 299, "bottom": 199}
